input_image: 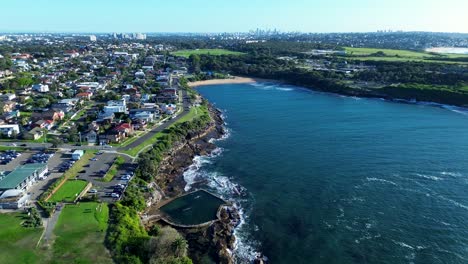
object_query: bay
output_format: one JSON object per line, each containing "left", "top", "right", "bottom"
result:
{"left": 189, "top": 82, "right": 468, "bottom": 264}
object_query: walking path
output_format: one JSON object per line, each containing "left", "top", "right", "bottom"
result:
{"left": 38, "top": 205, "right": 63, "bottom": 247}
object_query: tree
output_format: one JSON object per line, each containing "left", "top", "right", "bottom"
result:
{"left": 49, "top": 137, "right": 63, "bottom": 148}
{"left": 171, "top": 238, "right": 188, "bottom": 258}
{"left": 188, "top": 54, "right": 201, "bottom": 74}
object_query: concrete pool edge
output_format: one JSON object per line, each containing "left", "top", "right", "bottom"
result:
{"left": 157, "top": 189, "right": 231, "bottom": 228}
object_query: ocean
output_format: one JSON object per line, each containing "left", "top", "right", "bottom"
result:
{"left": 185, "top": 82, "right": 468, "bottom": 263}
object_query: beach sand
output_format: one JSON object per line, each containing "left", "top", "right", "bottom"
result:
{"left": 188, "top": 76, "right": 272, "bottom": 87}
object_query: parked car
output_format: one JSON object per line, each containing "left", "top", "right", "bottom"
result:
{"left": 88, "top": 189, "right": 98, "bottom": 194}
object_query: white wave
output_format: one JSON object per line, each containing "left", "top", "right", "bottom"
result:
{"left": 249, "top": 82, "right": 294, "bottom": 92}
{"left": 232, "top": 205, "right": 261, "bottom": 263}
{"left": 440, "top": 171, "right": 462, "bottom": 177}
{"left": 183, "top": 155, "right": 213, "bottom": 191}
{"left": 392, "top": 240, "right": 415, "bottom": 250}
{"left": 437, "top": 195, "right": 468, "bottom": 211}
{"left": 276, "top": 87, "right": 294, "bottom": 91}
{"left": 414, "top": 173, "right": 443, "bottom": 181}
{"left": 366, "top": 177, "right": 398, "bottom": 186}
{"left": 440, "top": 105, "right": 468, "bottom": 116}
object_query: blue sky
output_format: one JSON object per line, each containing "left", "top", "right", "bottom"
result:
{"left": 1, "top": 0, "right": 467, "bottom": 33}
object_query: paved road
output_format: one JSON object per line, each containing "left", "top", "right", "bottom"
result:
{"left": 0, "top": 90, "right": 192, "bottom": 156}
{"left": 120, "top": 90, "right": 190, "bottom": 151}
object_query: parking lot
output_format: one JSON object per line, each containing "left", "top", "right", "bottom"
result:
{"left": 1, "top": 149, "right": 136, "bottom": 203}
{"left": 74, "top": 153, "right": 135, "bottom": 202}
{"left": 26, "top": 151, "right": 71, "bottom": 201}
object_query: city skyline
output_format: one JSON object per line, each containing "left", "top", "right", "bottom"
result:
{"left": 0, "top": 0, "right": 467, "bottom": 33}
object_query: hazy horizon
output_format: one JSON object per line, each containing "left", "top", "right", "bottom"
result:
{"left": 1, "top": 0, "right": 467, "bottom": 34}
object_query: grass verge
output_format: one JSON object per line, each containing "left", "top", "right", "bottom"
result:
{"left": 101, "top": 156, "right": 125, "bottom": 182}
{"left": 122, "top": 105, "right": 207, "bottom": 157}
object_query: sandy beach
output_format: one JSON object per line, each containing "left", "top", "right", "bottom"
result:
{"left": 188, "top": 76, "right": 270, "bottom": 87}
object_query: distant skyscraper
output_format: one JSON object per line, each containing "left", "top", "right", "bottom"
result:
{"left": 135, "top": 33, "right": 146, "bottom": 40}
{"left": 89, "top": 35, "right": 97, "bottom": 42}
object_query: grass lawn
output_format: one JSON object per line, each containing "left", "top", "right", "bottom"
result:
{"left": 0, "top": 213, "right": 44, "bottom": 264}
{"left": 0, "top": 146, "right": 26, "bottom": 151}
{"left": 71, "top": 109, "right": 87, "bottom": 121}
{"left": 48, "top": 180, "right": 88, "bottom": 202}
{"left": 171, "top": 48, "right": 245, "bottom": 58}
{"left": 101, "top": 156, "right": 125, "bottom": 182}
{"left": 52, "top": 202, "right": 112, "bottom": 264}
{"left": 122, "top": 105, "right": 209, "bottom": 157}
{"left": 344, "top": 47, "right": 468, "bottom": 64}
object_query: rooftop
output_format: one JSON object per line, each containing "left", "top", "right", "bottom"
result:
{"left": 0, "top": 163, "right": 47, "bottom": 190}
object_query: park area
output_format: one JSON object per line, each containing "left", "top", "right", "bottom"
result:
{"left": 47, "top": 180, "right": 88, "bottom": 202}
{"left": 0, "top": 213, "right": 44, "bottom": 264}
{"left": 171, "top": 48, "right": 245, "bottom": 58}
{"left": 51, "top": 202, "right": 112, "bottom": 264}
{"left": 344, "top": 47, "right": 468, "bottom": 63}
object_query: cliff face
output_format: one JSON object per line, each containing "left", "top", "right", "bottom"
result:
{"left": 156, "top": 108, "right": 224, "bottom": 197}
{"left": 179, "top": 206, "right": 241, "bottom": 264}
{"left": 149, "top": 106, "right": 241, "bottom": 263}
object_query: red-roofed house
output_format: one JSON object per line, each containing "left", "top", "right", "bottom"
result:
{"left": 76, "top": 92, "right": 93, "bottom": 100}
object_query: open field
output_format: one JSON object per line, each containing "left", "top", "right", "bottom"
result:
{"left": 52, "top": 202, "right": 112, "bottom": 264}
{"left": 344, "top": 47, "right": 468, "bottom": 63}
{"left": 48, "top": 180, "right": 88, "bottom": 202}
{"left": 0, "top": 213, "right": 44, "bottom": 264}
{"left": 171, "top": 48, "right": 245, "bottom": 58}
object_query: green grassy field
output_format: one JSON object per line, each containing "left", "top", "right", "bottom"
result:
{"left": 48, "top": 180, "right": 88, "bottom": 202}
{"left": 0, "top": 213, "right": 44, "bottom": 264}
{"left": 52, "top": 202, "right": 112, "bottom": 264}
{"left": 171, "top": 48, "right": 245, "bottom": 58}
{"left": 344, "top": 47, "right": 468, "bottom": 63}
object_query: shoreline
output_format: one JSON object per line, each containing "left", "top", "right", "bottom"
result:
{"left": 145, "top": 104, "right": 243, "bottom": 264}
{"left": 188, "top": 76, "right": 277, "bottom": 87}
{"left": 192, "top": 76, "right": 468, "bottom": 111}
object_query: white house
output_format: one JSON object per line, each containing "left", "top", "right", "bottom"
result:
{"left": 103, "top": 99, "right": 127, "bottom": 115}
{"left": 0, "top": 124, "right": 20, "bottom": 137}
{"left": 32, "top": 84, "right": 49, "bottom": 93}
{"left": 0, "top": 190, "right": 30, "bottom": 209}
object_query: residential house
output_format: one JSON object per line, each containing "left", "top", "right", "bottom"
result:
{"left": 24, "top": 127, "right": 44, "bottom": 140}
{"left": 161, "top": 104, "right": 177, "bottom": 115}
{"left": 0, "top": 93, "right": 16, "bottom": 101}
{"left": 85, "top": 130, "right": 98, "bottom": 144}
{"left": 76, "top": 92, "right": 93, "bottom": 100}
{"left": 103, "top": 99, "right": 127, "bottom": 115}
{"left": 2, "top": 101, "right": 16, "bottom": 113}
{"left": 32, "top": 84, "right": 50, "bottom": 93}
{"left": 0, "top": 124, "right": 20, "bottom": 137}
{"left": 31, "top": 109, "right": 64, "bottom": 122}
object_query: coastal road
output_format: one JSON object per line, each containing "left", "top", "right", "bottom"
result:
{"left": 119, "top": 90, "right": 191, "bottom": 151}
{"left": 0, "top": 90, "right": 192, "bottom": 155}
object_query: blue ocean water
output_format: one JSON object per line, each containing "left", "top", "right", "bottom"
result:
{"left": 188, "top": 82, "right": 468, "bottom": 264}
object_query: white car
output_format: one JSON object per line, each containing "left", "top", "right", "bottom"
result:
{"left": 111, "top": 193, "right": 120, "bottom": 198}
{"left": 88, "top": 189, "right": 98, "bottom": 193}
